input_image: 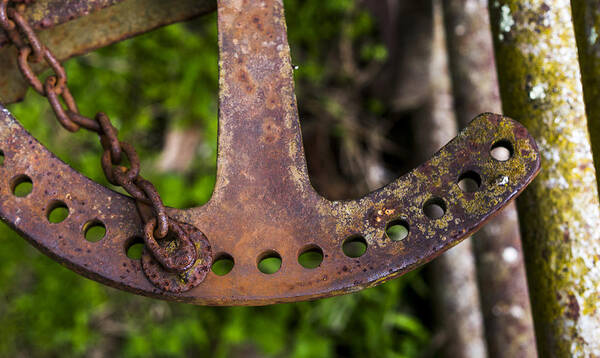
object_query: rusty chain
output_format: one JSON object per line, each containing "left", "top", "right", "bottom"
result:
{"left": 0, "top": 0, "right": 198, "bottom": 273}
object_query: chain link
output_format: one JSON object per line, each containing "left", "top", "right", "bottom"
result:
{"left": 0, "top": 0, "right": 197, "bottom": 273}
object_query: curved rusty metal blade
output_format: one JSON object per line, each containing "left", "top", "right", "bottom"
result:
{"left": 0, "top": 0, "right": 540, "bottom": 305}
{"left": 0, "top": 107, "right": 540, "bottom": 305}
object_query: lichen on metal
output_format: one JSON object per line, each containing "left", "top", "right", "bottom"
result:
{"left": 0, "top": 0, "right": 539, "bottom": 305}
{"left": 490, "top": 0, "right": 600, "bottom": 355}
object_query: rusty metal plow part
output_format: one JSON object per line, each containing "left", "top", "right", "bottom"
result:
{"left": 0, "top": 0, "right": 540, "bottom": 305}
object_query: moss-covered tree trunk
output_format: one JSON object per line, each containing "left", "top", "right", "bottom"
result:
{"left": 442, "top": 1, "right": 537, "bottom": 357}
{"left": 489, "top": 0, "right": 600, "bottom": 356}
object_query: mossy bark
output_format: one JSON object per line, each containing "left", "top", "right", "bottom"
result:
{"left": 419, "top": 3, "right": 488, "bottom": 357}
{"left": 442, "top": 1, "right": 537, "bottom": 357}
{"left": 489, "top": 0, "right": 600, "bottom": 356}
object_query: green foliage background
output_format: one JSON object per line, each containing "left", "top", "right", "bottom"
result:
{"left": 0, "top": 1, "right": 431, "bottom": 356}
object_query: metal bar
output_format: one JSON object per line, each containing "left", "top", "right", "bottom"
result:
{"left": 0, "top": 0, "right": 216, "bottom": 104}
{"left": 442, "top": 1, "right": 537, "bottom": 356}
{"left": 0, "top": 0, "right": 126, "bottom": 47}
{"left": 489, "top": 0, "right": 600, "bottom": 355}
{"left": 420, "top": 3, "right": 487, "bottom": 357}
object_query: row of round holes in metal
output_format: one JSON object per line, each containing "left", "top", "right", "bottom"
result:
{"left": 207, "top": 139, "right": 515, "bottom": 275}
{"left": 1, "top": 138, "right": 514, "bottom": 276}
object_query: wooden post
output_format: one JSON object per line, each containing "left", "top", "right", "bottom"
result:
{"left": 418, "top": 3, "right": 488, "bottom": 356}
{"left": 490, "top": 0, "right": 600, "bottom": 355}
{"left": 442, "top": 1, "right": 537, "bottom": 356}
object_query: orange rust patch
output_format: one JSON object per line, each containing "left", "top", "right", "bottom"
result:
{"left": 235, "top": 68, "right": 256, "bottom": 94}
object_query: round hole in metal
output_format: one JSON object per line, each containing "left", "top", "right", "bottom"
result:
{"left": 257, "top": 251, "right": 282, "bottom": 274}
{"left": 126, "top": 237, "right": 144, "bottom": 260}
{"left": 84, "top": 220, "right": 106, "bottom": 242}
{"left": 423, "top": 197, "right": 446, "bottom": 219}
{"left": 386, "top": 220, "right": 409, "bottom": 241}
{"left": 298, "top": 245, "right": 323, "bottom": 269}
{"left": 490, "top": 139, "right": 514, "bottom": 161}
{"left": 47, "top": 201, "right": 69, "bottom": 223}
{"left": 458, "top": 171, "right": 482, "bottom": 193}
{"left": 212, "top": 253, "right": 234, "bottom": 276}
{"left": 11, "top": 174, "right": 33, "bottom": 197}
{"left": 342, "top": 235, "right": 367, "bottom": 258}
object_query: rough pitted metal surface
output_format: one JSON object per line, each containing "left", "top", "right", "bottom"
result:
{"left": 0, "top": 0, "right": 540, "bottom": 305}
{"left": 142, "top": 221, "right": 212, "bottom": 294}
